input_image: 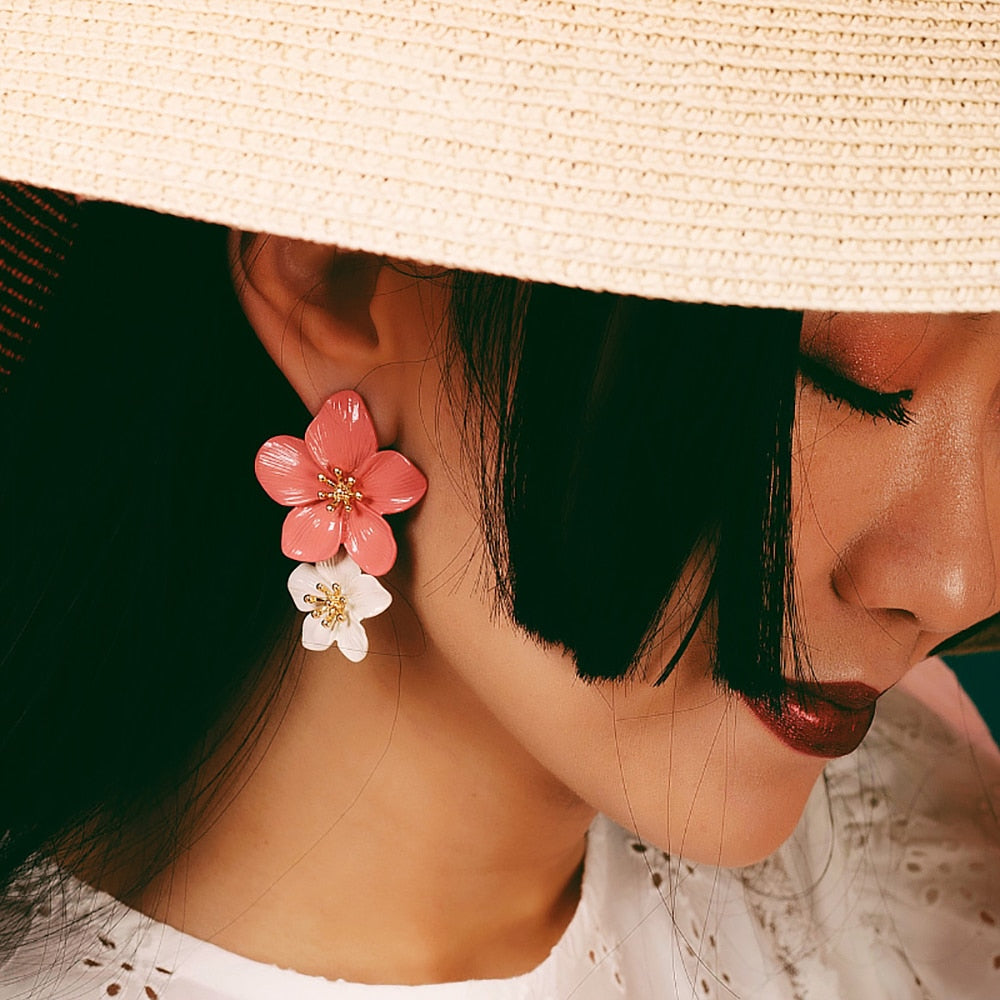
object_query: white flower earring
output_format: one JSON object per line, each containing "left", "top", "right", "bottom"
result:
{"left": 255, "top": 390, "right": 427, "bottom": 660}
{"left": 287, "top": 552, "right": 393, "bottom": 660}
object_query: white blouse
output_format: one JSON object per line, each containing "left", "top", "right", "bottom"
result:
{"left": 1, "top": 658, "right": 998, "bottom": 1000}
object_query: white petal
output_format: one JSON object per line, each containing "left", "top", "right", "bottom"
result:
{"left": 315, "top": 550, "right": 362, "bottom": 586}
{"left": 335, "top": 617, "right": 370, "bottom": 662}
{"left": 301, "top": 612, "right": 338, "bottom": 652}
{"left": 344, "top": 574, "right": 392, "bottom": 621}
{"left": 288, "top": 563, "right": 325, "bottom": 612}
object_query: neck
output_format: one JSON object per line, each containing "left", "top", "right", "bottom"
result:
{"left": 128, "top": 611, "right": 594, "bottom": 985}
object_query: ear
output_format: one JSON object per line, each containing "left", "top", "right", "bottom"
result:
{"left": 229, "top": 231, "right": 444, "bottom": 442}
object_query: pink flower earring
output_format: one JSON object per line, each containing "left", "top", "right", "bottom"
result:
{"left": 255, "top": 390, "right": 427, "bottom": 658}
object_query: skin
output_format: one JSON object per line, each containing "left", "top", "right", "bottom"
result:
{"left": 129, "top": 240, "right": 1000, "bottom": 985}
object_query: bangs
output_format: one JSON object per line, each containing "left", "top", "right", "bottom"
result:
{"left": 449, "top": 277, "right": 802, "bottom": 700}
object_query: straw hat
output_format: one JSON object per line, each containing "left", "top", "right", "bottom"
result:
{"left": 1, "top": 0, "right": 999, "bottom": 311}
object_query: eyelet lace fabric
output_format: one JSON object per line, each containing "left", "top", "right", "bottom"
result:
{"left": 1, "top": 658, "right": 997, "bottom": 999}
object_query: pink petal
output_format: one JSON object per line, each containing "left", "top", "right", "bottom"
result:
{"left": 355, "top": 450, "right": 428, "bottom": 514}
{"left": 344, "top": 503, "right": 397, "bottom": 576}
{"left": 255, "top": 436, "right": 325, "bottom": 506}
{"left": 281, "top": 505, "right": 345, "bottom": 562}
{"left": 306, "top": 391, "right": 378, "bottom": 476}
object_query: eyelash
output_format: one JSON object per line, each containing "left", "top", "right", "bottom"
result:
{"left": 798, "top": 354, "right": 914, "bottom": 427}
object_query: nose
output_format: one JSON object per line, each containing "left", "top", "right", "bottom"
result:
{"left": 831, "top": 432, "right": 999, "bottom": 640}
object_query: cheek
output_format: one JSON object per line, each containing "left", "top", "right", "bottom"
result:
{"left": 790, "top": 391, "right": 897, "bottom": 594}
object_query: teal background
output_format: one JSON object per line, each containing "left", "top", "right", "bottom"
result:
{"left": 944, "top": 653, "right": 1000, "bottom": 740}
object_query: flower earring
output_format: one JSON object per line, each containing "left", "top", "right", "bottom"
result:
{"left": 255, "top": 390, "right": 427, "bottom": 658}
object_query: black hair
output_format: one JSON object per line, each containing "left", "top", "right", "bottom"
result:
{"left": 448, "top": 276, "right": 801, "bottom": 691}
{"left": 0, "top": 202, "right": 800, "bottom": 937}
{"left": 0, "top": 203, "right": 307, "bottom": 916}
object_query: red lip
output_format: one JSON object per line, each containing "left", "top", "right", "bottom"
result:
{"left": 741, "top": 681, "right": 879, "bottom": 758}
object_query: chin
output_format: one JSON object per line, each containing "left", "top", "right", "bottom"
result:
{"left": 717, "top": 823, "right": 803, "bottom": 868}
{"left": 717, "top": 787, "right": 816, "bottom": 868}
{"left": 637, "top": 781, "right": 816, "bottom": 871}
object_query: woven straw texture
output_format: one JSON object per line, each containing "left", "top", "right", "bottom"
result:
{"left": 2, "top": 1, "right": 1000, "bottom": 309}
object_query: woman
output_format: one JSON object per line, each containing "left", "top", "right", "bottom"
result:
{"left": 0, "top": 2, "right": 999, "bottom": 998}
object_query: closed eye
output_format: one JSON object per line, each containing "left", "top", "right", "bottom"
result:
{"left": 798, "top": 354, "right": 914, "bottom": 426}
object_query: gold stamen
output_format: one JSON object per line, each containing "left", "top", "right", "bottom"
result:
{"left": 303, "top": 581, "right": 348, "bottom": 629}
{"left": 317, "top": 470, "right": 364, "bottom": 512}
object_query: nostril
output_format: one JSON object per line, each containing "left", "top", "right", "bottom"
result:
{"left": 832, "top": 538, "right": 997, "bottom": 638}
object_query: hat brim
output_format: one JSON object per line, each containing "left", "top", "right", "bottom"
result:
{"left": 2, "top": 2, "right": 1000, "bottom": 310}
